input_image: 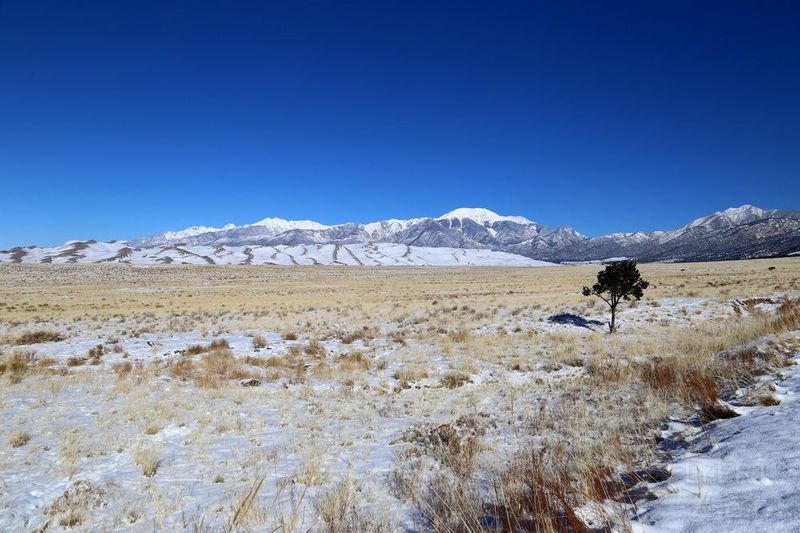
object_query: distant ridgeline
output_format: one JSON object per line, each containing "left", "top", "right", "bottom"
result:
{"left": 2, "top": 205, "right": 799, "bottom": 265}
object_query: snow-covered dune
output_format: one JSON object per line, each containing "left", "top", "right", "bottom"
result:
{"left": 0, "top": 241, "right": 553, "bottom": 267}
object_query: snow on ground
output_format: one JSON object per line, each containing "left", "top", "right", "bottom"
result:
{"left": 2, "top": 260, "right": 798, "bottom": 531}
{"left": 632, "top": 352, "right": 800, "bottom": 533}
{"left": 0, "top": 331, "right": 410, "bottom": 531}
{"left": 0, "top": 325, "right": 582, "bottom": 531}
{"left": 0, "top": 241, "right": 553, "bottom": 266}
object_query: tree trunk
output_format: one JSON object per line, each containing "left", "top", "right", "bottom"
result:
{"left": 609, "top": 304, "right": 616, "bottom": 333}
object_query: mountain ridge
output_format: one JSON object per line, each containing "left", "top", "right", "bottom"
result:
{"left": 2, "top": 205, "right": 799, "bottom": 265}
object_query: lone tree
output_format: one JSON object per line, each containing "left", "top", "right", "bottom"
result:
{"left": 582, "top": 260, "right": 649, "bottom": 333}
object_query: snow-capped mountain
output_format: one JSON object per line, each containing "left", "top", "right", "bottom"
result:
{"left": 157, "top": 224, "right": 238, "bottom": 241}
{"left": 437, "top": 207, "right": 534, "bottom": 226}
{"left": 546, "top": 205, "right": 800, "bottom": 262}
{"left": 1, "top": 205, "right": 798, "bottom": 265}
{"left": 126, "top": 208, "right": 584, "bottom": 253}
{"left": 132, "top": 217, "right": 330, "bottom": 247}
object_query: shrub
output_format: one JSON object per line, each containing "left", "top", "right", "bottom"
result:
{"left": 170, "top": 358, "right": 195, "bottom": 380}
{"left": 252, "top": 335, "right": 268, "bottom": 350}
{"left": 261, "top": 356, "right": 294, "bottom": 368}
{"left": 440, "top": 371, "right": 471, "bottom": 389}
{"left": 287, "top": 344, "right": 304, "bottom": 357}
{"left": 338, "top": 350, "right": 370, "bottom": 372}
{"left": 183, "top": 339, "right": 230, "bottom": 356}
{"left": 113, "top": 361, "right": 133, "bottom": 376}
{"left": 88, "top": 344, "right": 105, "bottom": 358}
{"left": 13, "top": 330, "right": 64, "bottom": 345}
{"left": 304, "top": 340, "right": 326, "bottom": 358}
{"left": 394, "top": 367, "right": 428, "bottom": 388}
{"left": 208, "top": 338, "right": 230, "bottom": 350}
{"left": 340, "top": 327, "right": 376, "bottom": 344}
{"left": 183, "top": 344, "right": 207, "bottom": 356}
{"left": 2, "top": 349, "right": 35, "bottom": 382}
{"left": 46, "top": 480, "right": 104, "bottom": 528}
{"left": 200, "top": 348, "right": 236, "bottom": 374}
{"left": 9, "top": 431, "right": 31, "bottom": 448}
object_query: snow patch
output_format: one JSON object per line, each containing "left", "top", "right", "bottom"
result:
{"left": 437, "top": 207, "right": 534, "bottom": 225}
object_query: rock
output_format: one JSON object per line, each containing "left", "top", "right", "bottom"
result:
{"left": 240, "top": 378, "right": 261, "bottom": 387}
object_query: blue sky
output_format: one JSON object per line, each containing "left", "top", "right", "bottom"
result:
{"left": 1, "top": 1, "right": 798, "bottom": 247}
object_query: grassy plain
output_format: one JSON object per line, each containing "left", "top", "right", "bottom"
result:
{"left": 1, "top": 259, "right": 799, "bottom": 531}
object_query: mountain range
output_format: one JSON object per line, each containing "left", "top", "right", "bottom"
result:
{"left": 2, "top": 205, "right": 798, "bottom": 266}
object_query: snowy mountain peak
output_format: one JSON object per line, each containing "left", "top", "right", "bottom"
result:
{"left": 249, "top": 217, "right": 330, "bottom": 231}
{"left": 160, "top": 224, "right": 237, "bottom": 241}
{"left": 77, "top": 203, "right": 798, "bottom": 265}
{"left": 438, "top": 208, "right": 534, "bottom": 225}
{"left": 362, "top": 218, "right": 425, "bottom": 238}
{"left": 686, "top": 204, "right": 771, "bottom": 229}
{"left": 720, "top": 204, "right": 766, "bottom": 220}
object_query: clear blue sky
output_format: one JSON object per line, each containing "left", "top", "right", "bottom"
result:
{"left": 1, "top": 1, "right": 798, "bottom": 247}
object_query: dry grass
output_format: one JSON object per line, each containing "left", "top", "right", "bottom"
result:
{"left": 132, "top": 444, "right": 160, "bottom": 477}
{"left": 183, "top": 344, "right": 208, "bottom": 356}
{"left": 590, "top": 299, "right": 800, "bottom": 418}
{"left": 227, "top": 477, "right": 264, "bottom": 531}
{"left": 338, "top": 350, "right": 370, "bottom": 372}
{"left": 11, "top": 330, "right": 64, "bottom": 345}
{"left": 2, "top": 259, "right": 796, "bottom": 330}
{"left": 252, "top": 334, "right": 268, "bottom": 350}
{"left": 170, "top": 343, "right": 261, "bottom": 387}
{"left": 9, "top": 430, "right": 31, "bottom": 448}
{"left": 391, "top": 297, "right": 800, "bottom": 531}
{"left": 0, "top": 260, "right": 798, "bottom": 530}
{"left": 0, "top": 348, "right": 36, "bottom": 383}
{"left": 316, "top": 477, "right": 392, "bottom": 532}
{"left": 440, "top": 371, "right": 471, "bottom": 389}
{"left": 304, "top": 340, "right": 326, "bottom": 358}
{"left": 394, "top": 366, "right": 429, "bottom": 388}
{"left": 447, "top": 329, "right": 470, "bottom": 343}
{"left": 757, "top": 394, "right": 782, "bottom": 406}
{"left": 183, "top": 339, "right": 230, "bottom": 356}
{"left": 45, "top": 480, "right": 105, "bottom": 529}
{"left": 491, "top": 448, "right": 594, "bottom": 532}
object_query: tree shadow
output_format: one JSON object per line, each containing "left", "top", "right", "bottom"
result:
{"left": 547, "top": 313, "right": 605, "bottom": 330}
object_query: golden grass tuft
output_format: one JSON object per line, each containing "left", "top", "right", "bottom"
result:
{"left": 316, "top": 476, "right": 392, "bottom": 532}
{"left": 440, "top": 371, "right": 471, "bottom": 389}
{"left": 132, "top": 444, "right": 160, "bottom": 477}
{"left": 394, "top": 367, "right": 429, "bottom": 388}
{"left": 9, "top": 430, "right": 31, "bottom": 448}
{"left": 1, "top": 348, "right": 36, "bottom": 383}
{"left": 12, "top": 330, "right": 64, "bottom": 345}
{"left": 252, "top": 334, "right": 268, "bottom": 349}
{"left": 304, "top": 340, "right": 326, "bottom": 358}
{"left": 338, "top": 350, "right": 370, "bottom": 372}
